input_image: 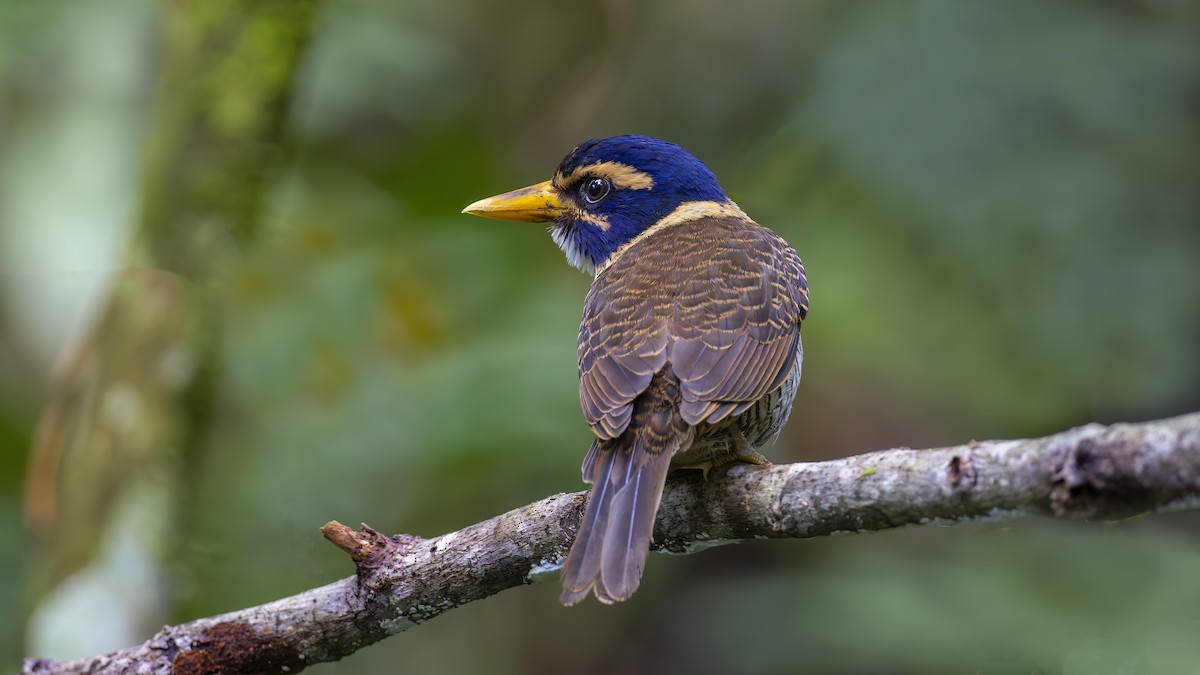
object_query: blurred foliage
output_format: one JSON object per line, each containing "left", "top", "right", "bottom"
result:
{"left": 2, "top": 0, "right": 1199, "bottom": 673}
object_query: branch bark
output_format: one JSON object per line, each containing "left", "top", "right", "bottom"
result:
{"left": 23, "top": 412, "right": 1200, "bottom": 675}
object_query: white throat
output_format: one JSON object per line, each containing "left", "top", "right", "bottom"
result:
{"left": 550, "top": 223, "right": 596, "bottom": 275}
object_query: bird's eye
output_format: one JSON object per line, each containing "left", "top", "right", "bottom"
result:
{"left": 581, "top": 177, "right": 611, "bottom": 204}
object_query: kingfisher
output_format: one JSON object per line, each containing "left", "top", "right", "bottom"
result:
{"left": 463, "top": 136, "right": 809, "bottom": 605}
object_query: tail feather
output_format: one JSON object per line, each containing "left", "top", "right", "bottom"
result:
{"left": 561, "top": 368, "right": 690, "bottom": 605}
{"left": 596, "top": 442, "right": 673, "bottom": 603}
{"left": 560, "top": 437, "right": 680, "bottom": 605}
{"left": 560, "top": 441, "right": 619, "bottom": 606}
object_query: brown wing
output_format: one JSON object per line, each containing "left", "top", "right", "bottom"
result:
{"left": 577, "top": 215, "right": 808, "bottom": 440}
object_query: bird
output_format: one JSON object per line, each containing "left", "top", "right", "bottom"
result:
{"left": 463, "top": 135, "right": 809, "bottom": 605}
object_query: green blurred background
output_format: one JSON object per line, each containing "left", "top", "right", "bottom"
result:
{"left": 2, "top": 0, "right": 1199, "bottom": 673}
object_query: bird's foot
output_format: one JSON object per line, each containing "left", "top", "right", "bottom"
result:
{"left": 704, "top": 429, "right": 772, "bottom": 477}
{"left": 730, "top": 426, "right": 772, "bottom": 467}
{"left": 729, "top": 446, "right": 773, "bottom": 467}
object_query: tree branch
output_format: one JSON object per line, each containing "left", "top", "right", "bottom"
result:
{"left": 23, "top": 412, "right": 1200, "bottom": 675}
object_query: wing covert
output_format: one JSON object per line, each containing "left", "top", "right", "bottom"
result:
{"left": 578, "top": 215, "right": 808, "bottom": 438}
